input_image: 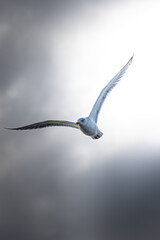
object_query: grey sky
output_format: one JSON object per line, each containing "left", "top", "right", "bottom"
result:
{"left": 1, "top": 0, "right": 160, "bottom": 239}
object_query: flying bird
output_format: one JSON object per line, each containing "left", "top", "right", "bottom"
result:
{"left": 6, "top": 55, "right": 133, "bottom": 139}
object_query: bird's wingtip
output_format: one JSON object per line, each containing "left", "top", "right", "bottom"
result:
{"left": 127, "top": 54, "right": 134, "bottom": 65}
{"left": 4, "top": 127, "right": 18, "bottom": 130}
{"left": 131, "top": 53, "right": 134, "bottom": 60}
{"left": 130, "top": 54, "right": 134, "bottom": 60}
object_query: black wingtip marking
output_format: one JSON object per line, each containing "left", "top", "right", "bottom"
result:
{"left": 5, "top": 127, "right": 22, "bottom": 130}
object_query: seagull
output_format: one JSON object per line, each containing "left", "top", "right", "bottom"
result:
{"left": 6, "top": 55, "right": 133, "bottom": 139}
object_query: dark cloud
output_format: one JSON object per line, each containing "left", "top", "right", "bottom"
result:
{"left": 0, "top": 151, "right": 160, "bottom": 240}
{"left": 0, "top": 5, "right": 54, "bottom": 92}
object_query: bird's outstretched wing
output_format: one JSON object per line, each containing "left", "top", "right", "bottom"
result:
{"left": 6, "top": 120, "right": 79, "bottom": 130}
{"left": 89, "top": 55, "right": 133, "bottom": 123}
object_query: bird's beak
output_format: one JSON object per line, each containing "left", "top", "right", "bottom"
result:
{"left": 76, "top": 121, "right": 79, "bottom": 125}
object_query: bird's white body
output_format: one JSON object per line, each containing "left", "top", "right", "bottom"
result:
{"left": 77, "top": 117, "right": 103, "bottom": 139}
{"left": 6, "top": 55, "right": 133, "bottom": 140}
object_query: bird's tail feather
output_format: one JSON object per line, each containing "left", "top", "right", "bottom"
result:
{"left": 92, "top": 130, "right": 103, "bottom": 139}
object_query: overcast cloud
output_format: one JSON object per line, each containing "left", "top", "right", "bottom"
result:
{"left": 1, "top": 0, "right": 160, "bottom": 239}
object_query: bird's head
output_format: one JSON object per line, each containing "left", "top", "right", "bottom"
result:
{"left": 76, "top": 118, "right": 87, "bottom": 127}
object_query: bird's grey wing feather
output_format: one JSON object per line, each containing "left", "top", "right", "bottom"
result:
{"left": 6, "top": 120, "right": 79, "bottom": 130}
{"left": 89, "top": 55, "right": 133, "bottom": 123}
